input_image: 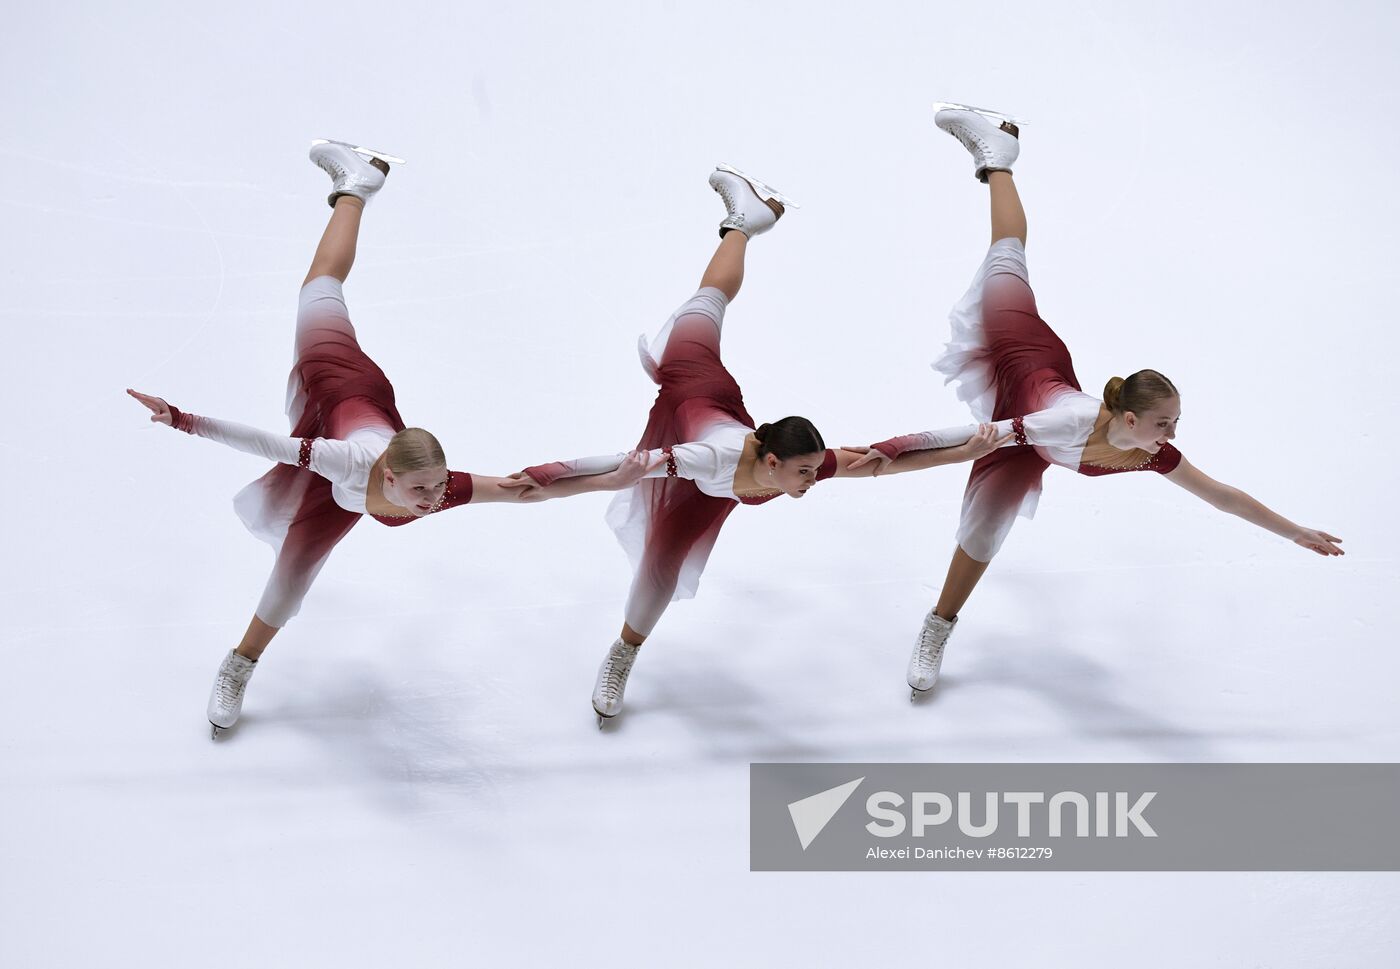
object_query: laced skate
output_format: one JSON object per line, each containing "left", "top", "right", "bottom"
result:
{"left": 708, "top": 163, "right": 800, "bottom": 239}
{"left": 933, "top": 102, "right": 1022, "bottom": 182}
{"left": 907, "top": 610, "right": 957, "bottom": 700}
{"left": 309, "top": 138, "right": 404, "bottom": 208}
{"left": 593, "top": 638, "right": 640, "bottom": 728}
{"left": 208, "top": 649, "right": 257, "bottom": 739}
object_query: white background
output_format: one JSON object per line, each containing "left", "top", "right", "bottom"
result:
{"left": 3, "top": 1, "right": 1398, "bottom": 965}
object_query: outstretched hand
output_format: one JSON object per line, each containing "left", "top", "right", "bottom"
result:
{"left": 843, "top": 446, "right": 893, "bottom": 476}
{"left": 1293, "top": 528, "right": 1344, "bottom": 556}
{"left": 957, "top": 423, "right": 1013, "bottom": 461}
{"left": 127, "top": 388, "right": 173, "bottom": 426}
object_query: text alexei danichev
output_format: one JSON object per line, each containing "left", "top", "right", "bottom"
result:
{"left": 867, "top": 846, "right": 984, "bottom": 859}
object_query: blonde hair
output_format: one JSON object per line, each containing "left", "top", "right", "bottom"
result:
{"left": 1103, "top": 370, "right": 1179, "bottom": 415}
{"left": 385, "top": 427, "right": 446, "bottom": 472}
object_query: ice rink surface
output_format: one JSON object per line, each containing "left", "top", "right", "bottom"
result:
{"left": 3, "top": 1, "right": 1398, "bottom": 965}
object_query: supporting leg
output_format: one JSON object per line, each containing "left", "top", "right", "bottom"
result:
{"left": 234, "top": 615, "right": 279, "bottom": 662}
{"left": 934, "top": 545, "right": 992, "bottom": 620}
{"left": 987, "top": 171, "right": 1027, "bottom": 246}
{"left": 620, "top": 623, "right": 647, "bottom": 647}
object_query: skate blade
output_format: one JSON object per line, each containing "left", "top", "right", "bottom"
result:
{"left": 595, "top": 709, "right": 616, "bottom": 729}
{"left": 932, "top": 101, "right": 1028, "bottom": 126}
{"left": 210, "top": 723, "right": 226, "bottom": 740}
{"left": 715, "top": 163, "right": 802, "bottom": 209}
{"left": 310, "top": 138, "right": 407, "bottom": 166}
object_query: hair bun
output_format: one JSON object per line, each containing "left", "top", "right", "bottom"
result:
{"left": 1104, "top": 370, "right": 1179, "bottom": 416}
{"left": 754, "top": 422, "right": 771, "bottom": 442}
{"left": 1102, "top": 376, "right": 1125, "bottom": 412}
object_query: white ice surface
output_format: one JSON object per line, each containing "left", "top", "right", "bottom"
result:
{"left": 3, "top": 1, "right": 1399, "bottom": 966}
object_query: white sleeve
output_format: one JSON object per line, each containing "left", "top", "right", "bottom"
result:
{"left": 873, "top": 423, "right": 1014, "bottom": 458}
{"left": 877, "top": 407, "right": 1082, "bottom": 457}
{"left": 555, "top": 453, "right": 630, "bottom": 477}
{"left": 178, "top": 414, "right": 358, "bottom": 483}
{"left": 896, "top": 424, "right": 982, "bottom": 451}
{"left": 1013, "top": 403, "right": 1090, "bottom": 447}
{"left": 640, "top": 443, "right": 722, "bottom": 483}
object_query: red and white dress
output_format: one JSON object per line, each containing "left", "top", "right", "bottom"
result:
{"left": 524, "top": 287, "right": 839, "bottom": 636}
{"left": 871, "top": 239, "right": 1183, "bottom": 562}
{"left": 166, "top": 277, "right": 474, "bottom": 626}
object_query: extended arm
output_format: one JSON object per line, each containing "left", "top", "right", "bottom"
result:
{"left": 493, "top": 451, "right": 657, "bottom": 501}
{"left": 839, "top": 424, "right": 1013, "bottom": 477}
{"left": 127, "top": 388, "right": 354, "bottom": 478}
{"left": 1165, "top": 456, "right": 1343, "bottom": 556}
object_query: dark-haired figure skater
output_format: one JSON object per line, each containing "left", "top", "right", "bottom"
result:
{"left": 129, "top": 141, "right": 640, "bottom": 737}
{"left": 851, "top": 104, "right": 1344, "bottom": 698}
{"left": 512, "top": 165, "right": 1006, "bottom": 724}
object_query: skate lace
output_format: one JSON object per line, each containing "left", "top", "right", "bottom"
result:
{"left": 214, "top": 665, "right": 250, "bottom": 710}
{"left": 598, "top": 648, "right": 636, "bottom": 702}
{"left": 316, "top": 158, "right": 348, "bottom": 182}
{"left": 914, "top": 623, "right": 949, "bottom": 674}
{"left": 714, "top": 181, "right": 740, "bottom": 220}
{"left": 948, "top": 124, "right": 990, "bottom": 160}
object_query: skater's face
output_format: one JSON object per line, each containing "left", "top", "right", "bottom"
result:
{"left": 1124, "top": 396, "right": 1181, "bottom": 453}
{"left": 763, "top": 451, "right": 826, "bottom": 498}
{"left": 384, "top": 465, "right": 450, "bottom": 516}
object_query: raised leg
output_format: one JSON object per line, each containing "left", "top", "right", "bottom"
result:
{"left": 698, "top": 229, "right": 749, "bottom": 302}
{"left": 987, "top": 171, "right": 1027, "bottom": 246}
{"left": 303, "top": 195, "right": 366, "bottom": 286}
{"left": 301, "top": 155, "right": 389, "bottom": 286}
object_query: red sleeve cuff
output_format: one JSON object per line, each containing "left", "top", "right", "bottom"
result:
{"left": 521, "top": 462, "right": 566, "bottom": 487}
{"left": 168, "top": 405, "right": 195, "bottom": 433}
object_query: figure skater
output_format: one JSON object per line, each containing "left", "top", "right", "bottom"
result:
{"left": 849, "top": 104, "right": 1344, "bottom": 698}
{"left": 509, "top": 165, "right": 1007, "bottom": 725}
{"left": 128, "top": 140, "right": 643, "bottom": 737}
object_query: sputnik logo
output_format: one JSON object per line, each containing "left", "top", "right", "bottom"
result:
{"left": 787, "top": 777, "right": 864, "bottom": 850}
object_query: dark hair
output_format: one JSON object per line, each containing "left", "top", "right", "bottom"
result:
{"left": 1103, "top": 370, "right": 1179, "bottom": 415}
{"left": 754, "top": 416, "right": 825, "bottom": 460}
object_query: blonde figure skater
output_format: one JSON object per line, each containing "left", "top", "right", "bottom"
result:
{"left": 851, "top": 104, "right": 1343, "bottom": 698}
{"left": 513, "top": 165, "right": 1006, "bottom": 725}
{"left": 129, "top": 141, "right": 641, "bottom": 737}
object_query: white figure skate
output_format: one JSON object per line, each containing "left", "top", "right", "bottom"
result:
{"left": 907, "top": 610, "right": 957, "bottom": 700}
{"left": 593, "top": 638, "right": 640, "bottom": 728}
{"left": 309, "top": 138, "right": 405, "bottom": 208}
{"left": 708, "top": 163, "right": 800, "bottom": 239}
{"left": 932, "top": 102, "right": 1023, "bottom": 182}
{"left": 208, "top": 649, "right": 257, "bottom": 739}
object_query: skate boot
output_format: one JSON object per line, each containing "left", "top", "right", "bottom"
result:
{"left": 907, "top": 610, "right": 957, "bottom": 700}
{"left": 933, "top": 102, "right": 1022, "bottom": 182}
{"left": 593, "top": 638, "right": 640, "bottom": 728}
{"left": 208, "top": 649, "right": 257, "bottom": 739}
{"left": 708, "top": 163, "right": 800, "bottom": 239}
{"left": 308, "top": 139, "right": 405, "bottom": 208}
